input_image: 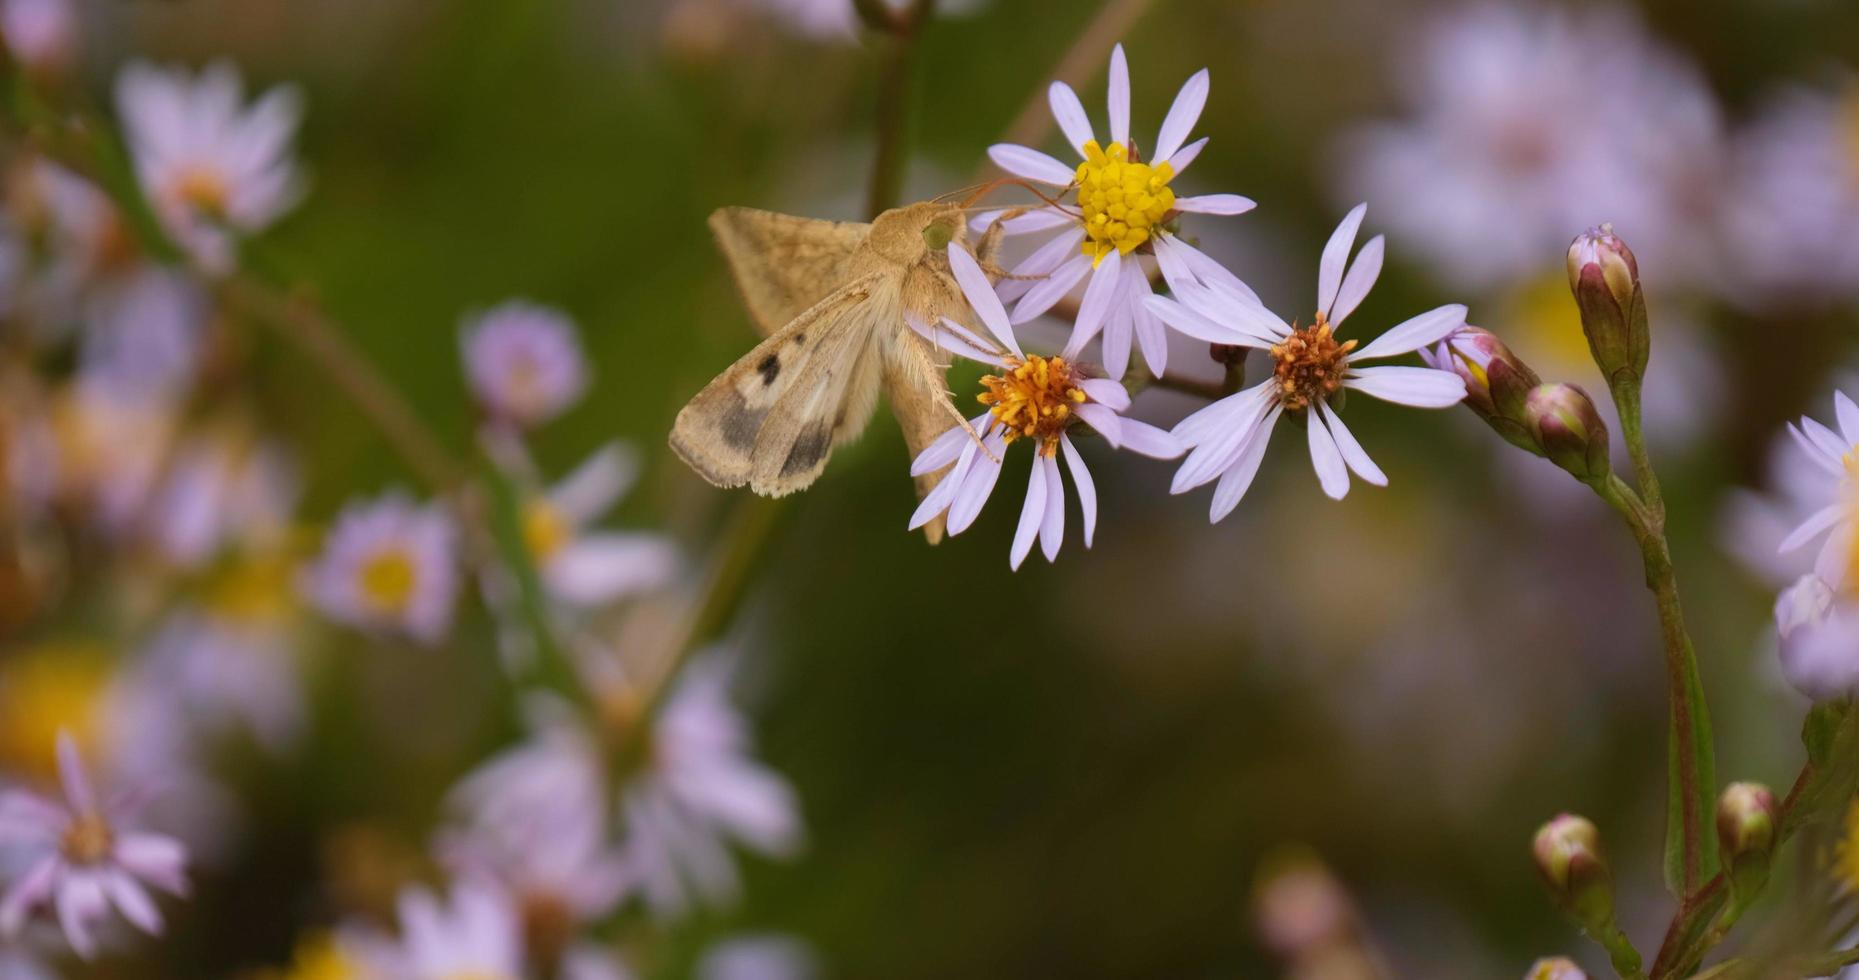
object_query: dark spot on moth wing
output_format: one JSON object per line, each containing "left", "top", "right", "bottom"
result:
{"left": 758, "top": 353, "right": 781, "bottom": 385}
{"left": 780, "top": 423, "right": 833, "bottom": 477}
{"left": 794, "top": 333, "right": 806, "bottom": 345}
{"left": 719, "top": 388, "right": 765, "bottom": 451}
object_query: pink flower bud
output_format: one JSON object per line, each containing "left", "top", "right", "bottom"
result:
{"left": 1421, "top": 326, "right": 1543, "bottom": 454}
{"left": 1566, "top": 226, "right": 1648, "bottom": 388}
{"left": 1525, "top": 384, "right": 1610, "bottom": 482}
{"left": 1532, "top": 814, "right": 1615, "bottom": 934}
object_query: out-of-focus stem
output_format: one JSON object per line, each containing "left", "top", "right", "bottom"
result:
{"left": 219, "top": 276, "right": 466, "bottom": 493}
{"left": 865, "top": 0, "right": 937, "bottom": 219}
{"left": 990, "top": 0, "right": 1161, "bottom": 158}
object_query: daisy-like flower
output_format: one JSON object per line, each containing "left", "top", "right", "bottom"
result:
{"left": 0, "top": 733, "right": 189, "bottom": 959}
{"left": 114, "top": 61, "right": 304, "bottom": 272}
{"left": 1775, "top": 390, "right": 1859, "bottom": 587}
{"left": 982, "top": 43, "right": 1256, "bottom": 381}
{"left": 145, "top": 427, "right": 296, "bottom": 569}
{"left": 461, "top": 301, "right": 590, "bottom": 429}
{"left": 0, "top": 0, "right": 73, "bottom": 77}
{"left": 304, "top": 492, "right": 458, "bottom": 645}
{"left": 1774, "top": 573, "right": 1859, "bottom": 701}
{"left": 906, "top": 245, "right": 1182, "bottom": 569}
{"left": 1337, "top": 2, "right": 1725, "bottom": 293}
{"left": 619, "top": 652, "right": 800, "bottom": 919}
{"left": 382, "top": 882, "right": 523, "bottom": 980}
{"left": 1145, "top": 203, "right": 1467, "bottom": 520}
{"left": 1721, "top": 80, "right": 1859, "bottom": 308}
{"left": 519, "top": 444, "right": 679, "bottom": 608}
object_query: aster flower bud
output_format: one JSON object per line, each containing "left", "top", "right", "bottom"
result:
{"left": 1421, "top": 326, "right": 1542, "bottom": 455}
{"left": 1525, "top": 958, "right": 1588, "bottom": 980}
{"left": 1532, "top": 814, "right": 1615, "bottom": 934}
{"left": 1717, "top": 781, "right": 1777, "bottom": 904}
{"left": 1525, "top": 384, "right": 1610, "bottom": 483}
{"left": 1566, "top": 226, "right": 1648, "bottom": 389}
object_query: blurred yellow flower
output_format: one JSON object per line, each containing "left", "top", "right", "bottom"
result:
{"left": 0, "top": 641, "right": 112, "bottom": 784}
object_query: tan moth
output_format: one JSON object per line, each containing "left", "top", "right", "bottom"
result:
{"left": 671, "top": 198, "right": 1008, "bottom": 543}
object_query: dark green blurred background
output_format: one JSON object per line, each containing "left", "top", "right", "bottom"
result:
{"left": 67, "top": 0, "right": 1859, "bottom": 975}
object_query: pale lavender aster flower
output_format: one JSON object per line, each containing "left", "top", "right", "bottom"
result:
{"left": 697, "top": 935, "right": 819, "bottom": 980}
{"left": 521, "top": 444, "right": 679, "bottom": 608}
{"left": 304, "top": 492, "right": 458, "bottom": 645}
{"left": 0, "top": 944, "right": 53, "bottom": 980}
{"left": 138, "top": 546, "right": 307, "bottom": 753}
{"left": 981, "top": 43, "right": 1257, "bottom": 380}
{"left": 114, "top": 61, "right": 304, "bottom": 272}
{"left": 907, "top": 244, "right": 1182, "bottom": 568}
{"left": 1338, "top": 2, "right": 1726, "bottom": 293}
{"left": 1774, "top": 573, "right": 1859, "bottom": 700}
{"left": 449, "top": 696, "right": 606, "bottom": 845}
{"left": 0, "top": 733, "right": 189, "bottom": 959}
{"left": 1146, "top": 203, "right": 1468, "bottom": 519}
{"left": 619, "top": 652, "right": 800, "bottom": 918}
{"left": 1720, "top": 80, "right": 1859, "bottom": 308}
{"left": 145, "top": 430, "right": 296, "bottom": 568}
{"left": 1773, "top": 390, "right": 1859, "bottom": 588}
{"left": 381, "top": 881, "right": 523, "bottom": 980}
{"left": 461, "top": 301, "right": 590, "bottom": 429}
{"left": 0, "top": 0, "right": 73, "bottom": 75}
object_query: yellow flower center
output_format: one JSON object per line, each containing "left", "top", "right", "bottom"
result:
{"left": 173, "top": 165, "right": 230, "bottom": 218}
{"left": 1270, "top": 314, "right": 1356, "bottom": 412}
{"left": 204, "top": 551, "right": 298, "bottom": 625}
{"left": 1074, "top": 140, "right": 1175, "bottom": 266}
{"left": 522, "top": 499, "right": 571, "bottom": 561}
{"left": 978, "top": 354, "right": 1087, "bottom": 455}
{"left": 270, "top": 936, "right": 363, "bottom": 980}
{"left": 0, "top": 644, "right": 109, "bottom": 784}
{"left": 59, "top": 811, "right": 114, "bottom": 865}
{"left": 357, "top": 549, "right": 417, "bottom": 614}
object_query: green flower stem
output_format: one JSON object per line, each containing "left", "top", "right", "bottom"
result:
{"left": 865, "top": 0, "right": 938, "bottom": 220}
{"left": 1591, "top": 375, "right": 1717, "bottom": 903}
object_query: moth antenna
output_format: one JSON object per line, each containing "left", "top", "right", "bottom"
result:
{"left": 957, "top": 177, "right": 1075, "bottom": 213}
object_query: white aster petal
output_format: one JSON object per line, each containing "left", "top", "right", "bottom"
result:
{"left": 1151, "top": 68, "right": 1209, "bottom": 164}
{"left": 946, "top": 244, "right": 1021, "bottom": 355}
{"left": 1059, "top": 435, "right": 1098, "bottom": 548}
{"left": 1108, "top": 44, "right": 1130, "bottom": 146}
{"left": 1039, "top": 454, "right": 1065, "bottom": 562}
{"left": 986, "top": 143, "right": 1077, "bottom": 186}
{"left": 1306, "top": 411, "right": 1352, "bottom": 500}
{"left": 1318, "top": 203, "right": 1369, "bottom": 317}
{"left": 1345, "top": 365, "right": 1468, "bottom": 407}
{"left": 1173, "top": 193, "right": 1255, "bottom": 216}
{"left": 1329, "top": 234, "right": 1384, "bottom": 327}
{"left": 1048, "top": 81, "right": 1095, "bottom": 152}
{"left": 1010, "top": 460, "right": 1047, "bottom": 570}
{"left": 1351, "top": 304, "right": 1469, "bottom": 361}
{"left": 1319, "top": 402, "right": 1388, "bottom": 486}
{"left": 1011, "top": 253, "right": 1093, "bottom": 324}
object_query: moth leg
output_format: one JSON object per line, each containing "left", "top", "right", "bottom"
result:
{"left": 906, "top": 331, "right": 999, "bottom": 463}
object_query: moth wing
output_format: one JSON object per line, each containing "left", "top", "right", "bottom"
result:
{"left": 709, "top": 207, "right": 871, "bottom": 337}
{"left": 671, "top": 274, "right": 889, "bottom": 497}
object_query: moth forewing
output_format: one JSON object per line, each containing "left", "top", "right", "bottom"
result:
{"left": 670, "top": 274, "right": 888, "bottom": 496}
{"left": 708, "top": 208, "right": 869, "bottom": 337}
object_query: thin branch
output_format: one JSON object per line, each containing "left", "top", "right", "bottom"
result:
{"left": 987, "top": 0, "right": 1163, "bottom": 163}
{"left": 218, "top": 275, "right": 466, "bottom": 493}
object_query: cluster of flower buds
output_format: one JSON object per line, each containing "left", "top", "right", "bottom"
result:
{"left": 1716, "top": 782, "right": 1778, "bottom": 907}
{"left": 1566, "top": 226, "right": 1649, "bottom": 392}
{"left": 1423, "top": 328, "right": 1611, "bottom": 484}
{"left": 1428, "top": 226, "right": 1652, "bottom": 488}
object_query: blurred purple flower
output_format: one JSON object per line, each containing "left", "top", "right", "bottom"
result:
{"left": 0, "top": 734, "right": 189, "bottom": 960}
{"left": 304, "top": 492, "right": 458, "bottom": 646}
{"left": 462, "top": 301, "right": 590, "bottom": 430}
{"left": 115, "top": 61, "right": 305, "bottom": 272}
